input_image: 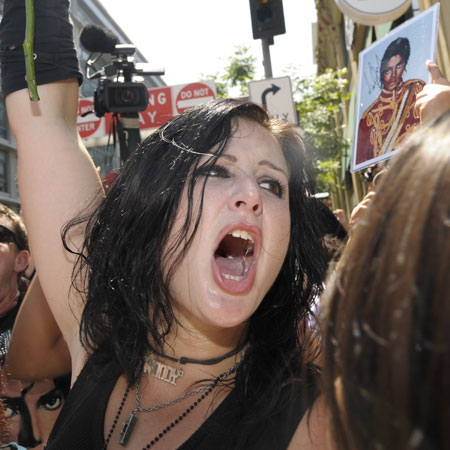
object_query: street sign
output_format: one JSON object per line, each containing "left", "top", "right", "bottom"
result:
{"left": 139, "top": 86, "right": 173, "bottom": 128}
{"left": 248, "top": 76, "right": 298, "bottom": 125}
{"left": 172, "top": 81, "right": 216, "bottom": 115}
{"left": 77, "top": 99, "right": 103, "bottom": 139}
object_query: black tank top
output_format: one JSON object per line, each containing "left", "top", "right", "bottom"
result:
{"left": 45, "top": 354, "right": 317, "bottom": 449}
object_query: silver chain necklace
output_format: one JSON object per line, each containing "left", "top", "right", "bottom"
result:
{"left": 117, "top": 361, "right": 240, "bottom": 446}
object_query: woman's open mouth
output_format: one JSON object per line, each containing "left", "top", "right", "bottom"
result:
{"left": 212, "top": 226, "right": 259, "bottom": 294}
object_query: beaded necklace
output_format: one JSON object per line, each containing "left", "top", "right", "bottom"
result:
{"left": 103, "top": 361, "right": 240, "bottom": 449}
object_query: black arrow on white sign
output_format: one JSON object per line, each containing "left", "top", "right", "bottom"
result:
{"left": 261, "top": 84, "right": 281, "bottom": 108}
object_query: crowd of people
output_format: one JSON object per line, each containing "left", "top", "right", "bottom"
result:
{"left": 0, "top": 0, "right": 448, "bottom": 449}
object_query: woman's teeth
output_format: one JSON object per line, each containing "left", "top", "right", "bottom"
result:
{"left": 230, "top": 229, "right": 254, "bottom": 243}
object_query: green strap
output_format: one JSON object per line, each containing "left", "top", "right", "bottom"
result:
{"left": 23, "top": 0, "right": 39, "bottom": 101}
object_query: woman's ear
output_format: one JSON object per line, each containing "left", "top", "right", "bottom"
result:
{"left": 14, "top": 249, "right": 30, "bottom": 273}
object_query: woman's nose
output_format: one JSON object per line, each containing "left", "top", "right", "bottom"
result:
{"left": 228, "top": 178, "right": 262, "bottom": 216}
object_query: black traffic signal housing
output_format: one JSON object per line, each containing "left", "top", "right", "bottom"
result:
{"left": 249, "top": 0, "right": 286, "bottom": 41}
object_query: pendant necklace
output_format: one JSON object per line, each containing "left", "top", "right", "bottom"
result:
{"left": 103, "top": 361, "right": 241, "bottom": 449}
{"left": 143, "top": 340, "right": 246, "bottom": 387}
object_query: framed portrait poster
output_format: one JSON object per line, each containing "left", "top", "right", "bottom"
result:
{"left": 351, "top": 4, "right": 440, "bottom": 172}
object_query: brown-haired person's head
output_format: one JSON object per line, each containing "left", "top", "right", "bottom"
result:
{"left": 322, "top": 112, "right": 450, "bottom": 450}
{"left": 0, "top": 205, "right": 29, "bottom": 304}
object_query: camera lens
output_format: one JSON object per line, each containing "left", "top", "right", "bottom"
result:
{"left": 116, "top": 87, "right": 137, "bottom": 105}
{"left": 105, "top": 82, "right": 148, "bottom": 113}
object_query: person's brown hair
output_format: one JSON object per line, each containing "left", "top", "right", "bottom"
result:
{"left": 0, "top": 204, "right": 29, "bottom": 253}
{"left": 0, "top": 371, "right": 10, "bottom": 444}
{"left": 0, "top": 203, "right": 29, "bottom": 294}
{"left": 322, "top": 113, "right": 450, "bottom": 450}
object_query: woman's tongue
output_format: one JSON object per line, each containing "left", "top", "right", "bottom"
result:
{"left": 215, "top": 255, "right": 248, "bottom": 278}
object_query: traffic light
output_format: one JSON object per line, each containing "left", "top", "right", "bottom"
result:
{"left": 249, "top": 0, "right": 286, "bottom": 41}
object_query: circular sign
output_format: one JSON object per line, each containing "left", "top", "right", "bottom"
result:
{"left": 175, "top": 82, "right": 215, "bottom": 115}
{"left": 77, "top": 99, "right": 102, "bottom": 138}
{"left": 335, "top": 0, "right": 412, "bottom": 26}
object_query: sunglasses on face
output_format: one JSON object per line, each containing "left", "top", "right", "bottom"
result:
{"left": 0, "top": 224, "right": 20, "bottom": 247}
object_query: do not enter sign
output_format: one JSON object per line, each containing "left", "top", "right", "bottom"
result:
{"left": 77, "top": 99, "right": 102, "bottom": 139}
{"left": 175, "top": 82, "right": 216, "bottom": 114}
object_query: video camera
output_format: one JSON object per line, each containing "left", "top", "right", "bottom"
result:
{"left": 80, "top": 25, "right": 165, "bottom": 117}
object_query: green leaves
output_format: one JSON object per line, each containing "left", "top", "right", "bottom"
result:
{"left": 290, "top": 67, "right": 350, "bottom": 192}
{"left": 202, "top": 45, "right": 257, "bottom": 98}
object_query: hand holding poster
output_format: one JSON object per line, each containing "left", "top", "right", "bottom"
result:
{"left": 351, "top": 4, "right": 440, "bottom": 172}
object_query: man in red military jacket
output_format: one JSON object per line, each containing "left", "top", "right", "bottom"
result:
{"left": 356, "top": 37, "right": 425, "bottom": 165}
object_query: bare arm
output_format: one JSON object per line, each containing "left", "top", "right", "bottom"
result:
{"left": 5, "top": 275, "right": 72, "bottom": 381}
{"left": 6, "top": 81, "right": 102, "bottom": 374}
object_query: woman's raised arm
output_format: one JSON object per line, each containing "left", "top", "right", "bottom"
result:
{"left": 1, "top": 0, "right": 103, "bottom": 364}
{"left": 6, "top": 81, "right": 102, "bottom": 366}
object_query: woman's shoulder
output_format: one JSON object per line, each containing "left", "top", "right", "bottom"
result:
{"left": 248, "top": 378, "right": 319, "bottom": 450}
{"left": 287, "top": 396, "right": 331, "bottom": 450}
{"left": 44, "top": 354, "right": 122, "bottom": 450}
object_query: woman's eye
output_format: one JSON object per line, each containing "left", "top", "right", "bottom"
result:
{"left": 208, "top": 165, "right": 230, "bottom": 178}
{"left": 259, "top": 179, "right": 286, "bottom": 197}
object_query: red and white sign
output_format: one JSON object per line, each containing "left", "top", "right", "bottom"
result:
{"left": 139, "top": 86, "right": 173, "bottom": 129}
{"left": 173, "top": 81, "right": 216, "bottom": 115}
{"left": 77, "top": 99, "right": 103, "bottom": 139}
{"left": 77, "top": 80, "right": 216, "bottom": 144}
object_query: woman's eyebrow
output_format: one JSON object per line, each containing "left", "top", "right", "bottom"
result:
{"left": 217, "top": 155, "right": 288, "bottom": 178}
{"left": 218, "top": 154, "right": 237, "bottom": 162}
{"left": 259, "top": 160, "right": 288, "bottom": 178}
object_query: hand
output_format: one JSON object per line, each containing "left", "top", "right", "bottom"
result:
{"left": 349, "top": 191, "right": 376, "bottom": 233}
{"left": 415, "top": 61, "right": 450, "bottom": 124}
{"left": 333, "top": 209, "right": 349, "bottom": 232}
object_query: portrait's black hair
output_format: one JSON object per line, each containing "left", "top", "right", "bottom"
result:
{"left": 379, "top": 37, "right": 411, "bottom": 87}
{"left": 64, "top": 98, "right": 326, "bottom": 445}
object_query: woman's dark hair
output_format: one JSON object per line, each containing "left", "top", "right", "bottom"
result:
{"left": 65, "top": 98, "right": 326, "bottom": 441}
{"left": 322, "top": 113, "right": 450, "bottom": 450}
{"left": 379, "top": 37, "right": 410, "bottom": 87}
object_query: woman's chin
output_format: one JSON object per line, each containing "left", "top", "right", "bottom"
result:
{"left": 202, "top": 288, "right": 261, "bottom": 328}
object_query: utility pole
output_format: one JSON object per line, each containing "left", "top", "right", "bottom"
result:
{"left": 261, "top": 38, "right": 273, "bottom": 79}
{"left": 249, "top": 0, "right": 286, "bottom": 80}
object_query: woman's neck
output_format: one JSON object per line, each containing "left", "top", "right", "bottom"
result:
{"left": 150, "top": 320, "right": 248, "bottom": 382}
{"left": 164, "top": 320, "right": 247, "bottom": 359}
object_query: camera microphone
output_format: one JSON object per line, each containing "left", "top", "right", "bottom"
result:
{"left": 80, "top": 24, "right": 119, "bottom": 54}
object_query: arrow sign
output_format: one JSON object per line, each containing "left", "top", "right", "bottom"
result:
{"left": 261, "top": 84, "right": 280, "bottom": 108}
{"left": 249, "top": 76, "right": 298, "bottom": 125}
